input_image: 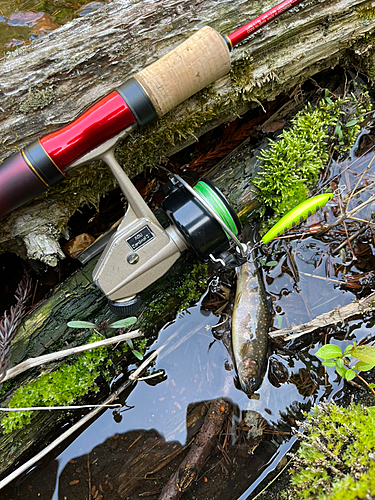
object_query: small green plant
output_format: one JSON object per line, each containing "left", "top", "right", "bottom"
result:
{"left": 288, "top": 401, "right": 375, "bottom": 500}
{"left": 67, "top": 317, "right": 142, "bottom": 359}
{"left": 315, "top": 342, "right": 375, "bottom": 395}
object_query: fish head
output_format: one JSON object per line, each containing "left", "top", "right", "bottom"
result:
{"left": 237, "top": 357, "right": 262, "bottom": 394}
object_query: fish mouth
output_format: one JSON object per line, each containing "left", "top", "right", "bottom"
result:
{"left": 238, "top": 359, "right": 261, "bottom": 394}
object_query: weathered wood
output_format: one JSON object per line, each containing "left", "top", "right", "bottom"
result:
{"left": 0, "top": 0, "right": 374, "bottom": 263}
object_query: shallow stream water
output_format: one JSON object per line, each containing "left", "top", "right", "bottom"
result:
{"left": 0, "top": 0, "right": 104, "bottom": 54}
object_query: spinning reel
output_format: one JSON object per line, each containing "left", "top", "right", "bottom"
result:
{"left": 71, "top": 127, "right": 245, "bottom": 315}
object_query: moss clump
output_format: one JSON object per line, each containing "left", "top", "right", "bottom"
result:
{"left": 139, "top": 260, "right": 209, "bottom": 329}
{"left": 253, "top": 91, "right": 372, "bottom": 220}
{"left": 289, "top": 401, "right": 375, "bottom": 500}
{"left": 19, "top": 86, "right": 55, "bottom": 114}
{"left": 1, "top": 333, "right": 108, "bottom": 433}
{"left": 356, "top": 4, "right": 375, "bottom": 21}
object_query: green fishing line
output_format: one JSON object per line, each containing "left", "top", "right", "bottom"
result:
{"left": 194, "top": 181, "right": 238, "bottom": 238}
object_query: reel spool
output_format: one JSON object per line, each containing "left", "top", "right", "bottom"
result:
{"left": 163, "top": 177, "right": 242, "bottom": 261}
{"left": 83, "top": 145, "right": 243, "bottom": 316}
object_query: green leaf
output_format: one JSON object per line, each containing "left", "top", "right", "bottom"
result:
{"left": 67, "top": 320, "right": 97, "bottom": 329}
{"left": 351, "top": 345, "right": 375, "bottom": 365}
{"left": 322, "top": 360, "right": 336, "bottom": 367}
{"left": 259, "top": 259, "right": 266, "bottom": 266}
{"left": 354, "top": 361, "right": 374, "bottom": 372}
{"left": 315, "top": 344, "right": 342, "bottom": 359}
{"left": 266, "top": 261, "right": 278, "bottom": 267}
{"left": 132, "top": 350, "right": 143, "bottom": 360}
{"left": 126, "top": 339, "right": 134, "bottom": 349}
{"left": 344, "top": 369, "right": 356, "bottom": 381}
{"left": 336, "top": 358, "right": 344, "bottom": 369}
{"left": 335, "top": 365, "right": 347, "bottom": 378}
{"left": 325, "top": 89, "right": 329, "bottom": 97}
{"left": 344, "top": 344, "right": 354, "bottom": 355}
{"left": 108, "top": 317, "right": 137, "bottom": 329}
{"left": 368, "top": 383, "right": 375, "bottom": 388}
{"left": 345, "top": 119, "right": 357, "bottom": 127}
{"left": 325, "top": 96, "right": 333, "bottom": 105}
{"left": 335, "top": 123, "right": 343, "bottom": 140}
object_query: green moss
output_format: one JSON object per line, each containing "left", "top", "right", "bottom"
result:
{"left": 19, "top": 85, "right": 55, "bottom": 114}
{"left": 139, "top": 259, "right": 209, "bottom": 329}
{"left": 1, "top": 333, "right": 108, "bottom": 433}
{"left": 288, "top": 401, "right": 375, "bottom": 500}
{"left": 356, "top": 3, "right": 375, "bottom": 21}
{"left": 252, "top": 91, "right": 372, "bottom": 221}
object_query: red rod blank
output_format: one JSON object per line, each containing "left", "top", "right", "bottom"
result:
{"left": 227, "top": 0, "right": 304, "bottom": 48}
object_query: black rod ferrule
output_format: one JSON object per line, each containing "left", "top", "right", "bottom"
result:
{"left": 23, "top": 140, "right": 65, "bottom": 187}
{"left": 116, "top": 77, "right": 158, "bottom": 128}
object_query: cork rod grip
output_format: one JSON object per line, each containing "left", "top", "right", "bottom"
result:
{"left": 134, "top": 26, "right": 231, "bottom": 117}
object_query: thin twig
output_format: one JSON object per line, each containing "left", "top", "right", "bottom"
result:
{"left": 355, "top": 373, "right": 375, "bottom": 397}
{"left": 348, "top": 216, "right": 375, "bottom": 225}
{"left": 0, "top": 404, "right": 122, "bottom": 412}
{"left": 319, "top": 194, "right": 375, "bottom": 235}
{"left": 2, "top": 329, "right": 143, "bottom": 383}
{"left": 299, "top": 271, "right": 346, "bottom": 284}
{"left": 345, "top": 156, "right": 375, "bottom": 211}
{"left": 331, "top": 226, "right": 366, "bottom": 255}
{"left": 87, "top": 453, "right": 92, "bottom": 500}
{"left": 342, "top": 220, "right": 356, "bottom": 259}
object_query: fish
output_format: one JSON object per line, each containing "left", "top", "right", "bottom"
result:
{"left": 232, "top": 224, "right": 271, "bottom": 394}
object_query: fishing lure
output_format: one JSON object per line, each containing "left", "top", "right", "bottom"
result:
{"left": 261, "top": 193, "right": 333, "bottom": 244}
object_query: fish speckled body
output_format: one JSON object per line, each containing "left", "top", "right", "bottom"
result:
{"left": 232, "top": 225, "right": 270, "bottom": 394}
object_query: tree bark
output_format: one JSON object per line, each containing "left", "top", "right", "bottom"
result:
{"left": 0, "top": 0, "right": 374, "bottom": 263}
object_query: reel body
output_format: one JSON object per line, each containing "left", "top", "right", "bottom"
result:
{"left": 71, "top": 133, "right": 243, "bottom": 315}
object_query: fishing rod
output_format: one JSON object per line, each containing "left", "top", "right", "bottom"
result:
{"left": 0, "top": 0, "right": 305, "bottom": 314}
{"left": 0, "top": 0, "right": 303, "bottom": 218}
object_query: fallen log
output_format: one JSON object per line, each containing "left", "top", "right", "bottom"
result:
{"left": 1, "top": 0, "right": 375, "bottom": 263}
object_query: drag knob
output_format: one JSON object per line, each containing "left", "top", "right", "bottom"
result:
{"left": 107, "top": 295, "right": 142, "bottom": 316}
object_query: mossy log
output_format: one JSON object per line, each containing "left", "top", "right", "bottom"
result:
{"left": 0, "top": 0, "right": 375, "bottom": 263}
